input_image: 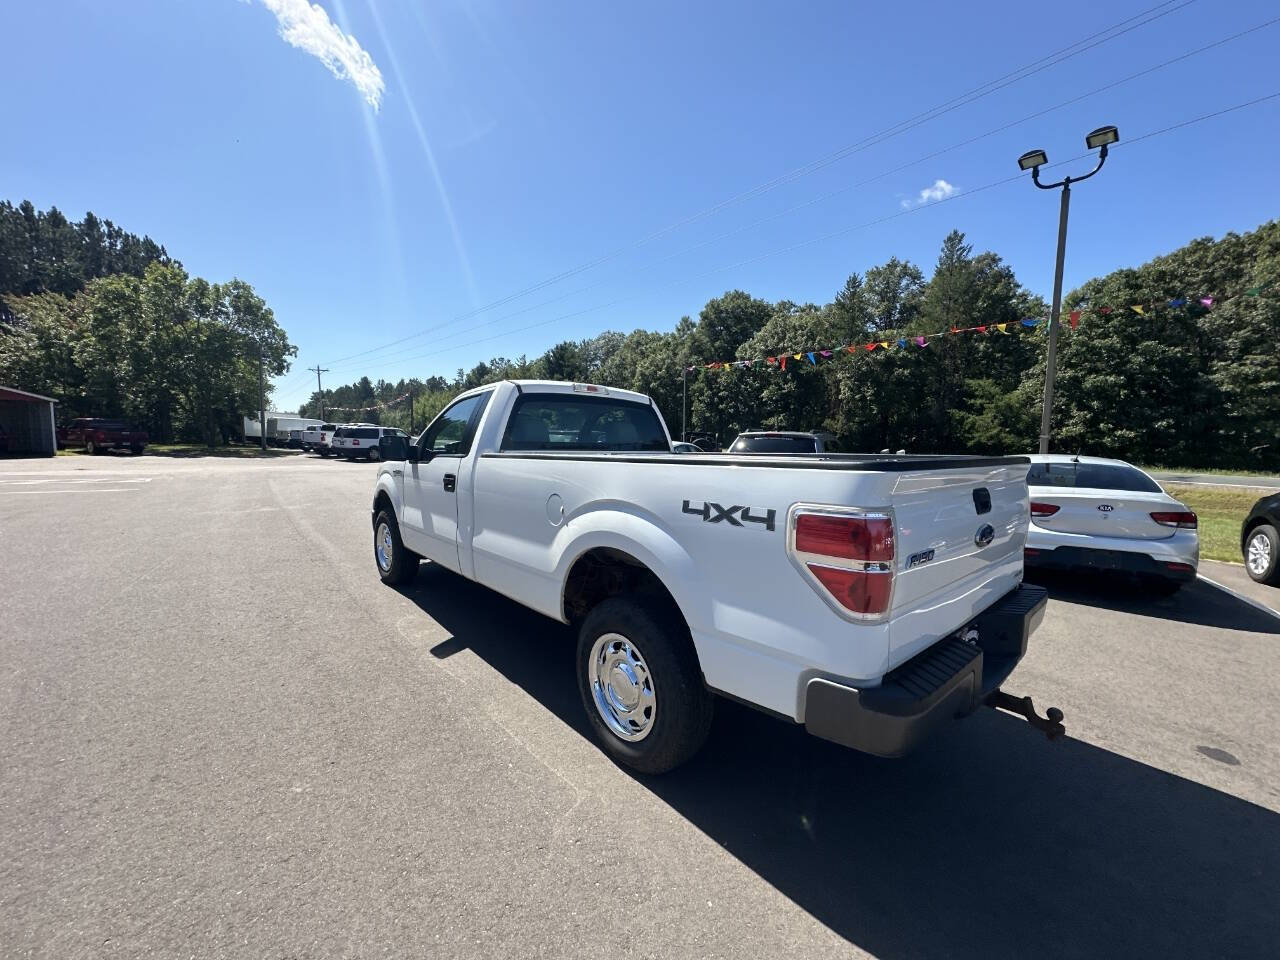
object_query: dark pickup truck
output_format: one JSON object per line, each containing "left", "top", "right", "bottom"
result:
{"left": 58, "top": 418, "right": 149, "bottom": 455}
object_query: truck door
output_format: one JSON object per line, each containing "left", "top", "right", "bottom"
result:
{"left": 403, "top": 392, "right": 490, "bottom": 574}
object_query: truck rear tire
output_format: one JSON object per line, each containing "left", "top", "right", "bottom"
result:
{"left": 374, "top": 509, "right": 419, "bottom": 586}
{"left": 576, "top": 596, "right": 712, "bottom": 774}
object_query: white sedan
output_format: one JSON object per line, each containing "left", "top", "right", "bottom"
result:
{"left": 1023, "top": 455, "right": 1199, "bottom": 592}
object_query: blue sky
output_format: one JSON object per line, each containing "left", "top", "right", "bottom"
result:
{"left": 4, "top": 0, "right": 1278, "bottom": 409}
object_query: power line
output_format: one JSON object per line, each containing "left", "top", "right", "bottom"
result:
{"left": 309, "top": 15, "right": 1279, "bottom": 381}
{"left": 328, "top": 91, "right": 1280, "bottom": 379}
{"left": 307, "top": 0, "right": 1196, "bottom": 371}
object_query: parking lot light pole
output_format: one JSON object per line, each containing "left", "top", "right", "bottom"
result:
{"left": 681, "top": 368, "right": 687, "bottom": 442}
{"left": 1019, "top": 124, "right": 1118, "bottom": 454}
{"left": 258, "top": 351, "right": 267, "bottom": 451}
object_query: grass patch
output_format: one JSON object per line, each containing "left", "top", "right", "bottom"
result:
{"left": 1162, "top": 483, "right": 1262, "bottom": 563}
{"left": 1142, "top": 464, "right": 1280, "bottom": 478}
{"left": 57, "top": 444, "right": 301, "bottom": 459}
{"left": 145, "top": 443, "right": 301, "bottom": 458}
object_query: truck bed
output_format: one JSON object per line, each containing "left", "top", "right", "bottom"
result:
{"left": 482, "top": 452, "right": 1029, "bottom": 471}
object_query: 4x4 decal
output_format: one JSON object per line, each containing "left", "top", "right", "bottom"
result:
{"left": 681, "top": 500, "right": 776, "bottom": 532}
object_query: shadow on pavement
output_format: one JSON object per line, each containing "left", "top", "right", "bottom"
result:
{"left": 402, "top": 564, "right": 1280, "bottom": 960}
{"left": 1027, "top": 568, "right": 1280, "bottom": 635}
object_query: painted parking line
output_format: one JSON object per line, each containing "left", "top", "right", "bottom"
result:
{"left": 1197, "top": 573, "right": 1280, "bottom": 621}
{"left": 0, "top": 477, "right": 154, "bottom": 485}
{"left": 0, "top": 487, "right": 145, "bottom": 494}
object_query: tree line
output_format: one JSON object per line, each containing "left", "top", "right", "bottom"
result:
{"left": 0, "top": 201, "right": 295, "bottom": 445}
{"left": 307, "top": 220, "right": 1279, "bottom": 470}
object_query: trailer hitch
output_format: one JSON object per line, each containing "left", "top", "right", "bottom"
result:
{"left": 984, "top": 689, "right": 1065, "bottom": 741}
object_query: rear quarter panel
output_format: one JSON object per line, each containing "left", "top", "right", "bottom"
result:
{"left": 469, "top": 454, "right": 905, "bottom": 718}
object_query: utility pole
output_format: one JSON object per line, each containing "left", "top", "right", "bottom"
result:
{"left": 257, "top": 351, "right": 267, "bottom": 451}
{"left": 409, "top": 390, "right": 416, "bottom": 436}
{"left": 309, "top": 365, "right": 330, "bottom": 420}
{"left": 1017, "top": 124, "right": 1118, "bottom": 454}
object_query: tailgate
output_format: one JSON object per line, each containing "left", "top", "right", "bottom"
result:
{"left": 888, "top": 464, "right": 1029, "bottom": 662}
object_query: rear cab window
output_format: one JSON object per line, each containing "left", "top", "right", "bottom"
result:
{"left": 1027, "top": 462, "right": 1161, "bottom": 493}
{"left": 729, "top": 434, "right": 819, "bottom": 454}
{"left": 501, "top": 394, "right": 668, "bottom": 452}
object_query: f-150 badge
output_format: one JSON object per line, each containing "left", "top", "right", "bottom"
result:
{"left": 681, "top": 500, "right": 776, "bottom": 532}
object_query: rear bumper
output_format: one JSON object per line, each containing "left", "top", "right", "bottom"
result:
{"left": 803, "top": 583, "right": 1047, "bottom": 757}
{"left": 1024, "top": 544, "right": 1197, "bottom": 581}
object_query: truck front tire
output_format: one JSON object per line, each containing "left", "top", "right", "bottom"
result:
{"left": 576, "top": 596, "right": 712, "bottom": 774}
{"left": 374, "top": 509, "right": 419, "bottom": 586}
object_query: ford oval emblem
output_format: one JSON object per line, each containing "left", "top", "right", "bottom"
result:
{"left": 974, "top": 523, "right": 995, "bottom": 548}
{"left": 1098, "top": 504, "right": 1114, "bottom": 512}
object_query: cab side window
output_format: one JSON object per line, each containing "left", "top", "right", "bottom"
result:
{"left": 418, "top": 392, "right": 491, "bottom": 457}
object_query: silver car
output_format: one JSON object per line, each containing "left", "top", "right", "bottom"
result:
{"left": 1023, "top": 455, "right": 1199, "bottom": 592}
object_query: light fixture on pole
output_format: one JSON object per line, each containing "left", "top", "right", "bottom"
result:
{"left": 1020, "top": 125, "right": 1118, "bottom": 454}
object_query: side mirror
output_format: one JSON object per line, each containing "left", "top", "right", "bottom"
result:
{"left": 380, "top": 435, "right": 410, "bottom": 461}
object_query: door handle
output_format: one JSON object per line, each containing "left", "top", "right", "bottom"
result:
{"left": 443, "top": 473, "right": 457, "bottom": 492}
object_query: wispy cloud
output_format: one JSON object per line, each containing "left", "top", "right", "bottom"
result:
{"left": 249, "top": 0, "right": 385, "bottom": 110}
{"left": 901, "top": 178, "right": 957, "bottom": 209}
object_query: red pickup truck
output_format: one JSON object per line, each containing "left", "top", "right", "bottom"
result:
{"left": 58, "top": 418, "right": 149, "bottom": 455}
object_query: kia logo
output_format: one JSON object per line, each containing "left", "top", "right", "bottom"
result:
{"left": 1098, "top": 504, "right": 1114, "bottom": 512}
{"left": 974, "top": 523, "right": 995, "bottom": 548}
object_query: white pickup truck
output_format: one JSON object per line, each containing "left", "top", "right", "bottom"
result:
{"left": 370, "top": 380, "right": 1056, "bottom": 773}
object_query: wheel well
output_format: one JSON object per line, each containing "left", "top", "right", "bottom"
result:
{"left": 563, "top": 547, "right": 684, "bottom": 627}
{"left": 372, "top": 490, "right": 394, "bottom": 527}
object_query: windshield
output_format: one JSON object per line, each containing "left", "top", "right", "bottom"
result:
{"left": 1027, "top": 461, "right": 1162, "bottom": 493}
{"left": 730, "top": 435, "right": 818, "bottom": 453}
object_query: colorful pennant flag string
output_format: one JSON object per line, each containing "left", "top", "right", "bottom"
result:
{"left": 681, "top": 283, "right": 1272, "bottom": 374}
{"left": 325, "top": 392, "right": 412, "bottom": 413}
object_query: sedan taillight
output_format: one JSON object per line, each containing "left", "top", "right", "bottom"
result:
{"left": 1030, "top": 502, "right": 1060, "bottom": 518}
{"left": 792, "top": 511, "right": 894, "bottom": 618}
{"left": 1150, "top": 510, "right": 1197, "bottom": 529}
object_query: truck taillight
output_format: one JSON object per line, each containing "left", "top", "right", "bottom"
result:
{"left": 795, "top": 513, "right": 894, "bottom": 561}
{"left": 790, "top": 510, "right": 894, "bottom": 619}
{"left": 1030, "top": 502, "right": 1060, "bottom": 518}
{"left": 1150, "top": 510, "right": 1197, "bottom": 529}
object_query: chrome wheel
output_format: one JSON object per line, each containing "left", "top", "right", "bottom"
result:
{"left": 375, "top": 521, "right": 394, "bottom": 572}
{"left": 369, "top": 447, "right": 381, "bottom": 462}
{"left": 1247, "top": 532, "right": 1272, "bottom": 577}
{"left": 588, "top": 632, "right": 657, "bottom": 742}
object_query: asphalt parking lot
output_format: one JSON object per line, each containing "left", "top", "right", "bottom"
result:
{"left": 2, "top": 454, "right": 1278, "bottom": 959}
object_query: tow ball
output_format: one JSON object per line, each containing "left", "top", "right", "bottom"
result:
{"left": 984, "top": 689, "right": 1065, "bottom": 741}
